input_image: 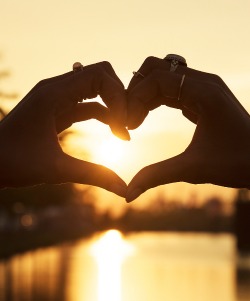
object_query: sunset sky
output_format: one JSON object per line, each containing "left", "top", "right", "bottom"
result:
{"left": 1, "top": 0, "right": 250, "bottom": 212}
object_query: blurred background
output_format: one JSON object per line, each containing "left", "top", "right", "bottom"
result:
{"left": 1, "top": 0, "right": 250, "bottom": 300}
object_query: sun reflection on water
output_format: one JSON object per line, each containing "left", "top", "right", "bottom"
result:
{"left": 90, "top": 230, "right": 134, "bottom": 301}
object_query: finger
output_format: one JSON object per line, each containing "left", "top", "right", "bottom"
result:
{"left": 182, "top": 107, "right": 198, "bottom": 124}
{"left": 126, "top": 153, "right": 192, "bottom": 202}
{"left": 128, "top": 55, "right": 215, "bottom": 92}
{"left": 2, "top": 71, "right": 76, "bottom": 124}
{"left": 127, "top": 56, "right": 200, "bottom": 127}
{"left": 127, "top": 75, "right": 157, "bottom": 130}
{"left": 26, "top": 61, "right": 123, "bottom": 102}
{"left": 57, "top": 102, "right": 131, "bottom": 139}
{"left": 95, "top": 62, "right": 129, "bottom": 138}
{"left": 48, "top": 64, "right": 130, "bottom": 140}
{"left": 56, "top": 102, "right": 111, "bottom": 133}
{"left": 81, "top": 62, "right": 126, "bottom": 121}
{"left": 24, "top": 71, "right": 75, "bottom": 101}
{"left": 58, "top": 154, "right": 127, "bottom": 198}
{"left": 98, "top": 61, "right": 124, "bottom": 88}
{"left": 128, "top": 68, "right": 236, "bottom": 129}
{"left": 127, "top": 70, "right": 184, "bottom": 129}
{"left": 73, "top": 102, "right": 130, "bottom": 140}
{"left": 127, "top": 56, "right": 205, "bottom": 127}
{"left": 98, "top": 71, "right": 130, "bottom": 140}
{"left": 128, "top": 56, "right": 170, "bottom": 92}
{"left": 129, "top": 56, "right": 248, "bottom": 119}
{"left": 25, "top": 61, "right": 123, "bottom": 104}
{"left": 74, "top": 102, "right": 110, "bottom": 124}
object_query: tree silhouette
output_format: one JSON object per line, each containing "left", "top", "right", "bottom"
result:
{"left": 0, "top": 56, "right": 18, "bottom": 111}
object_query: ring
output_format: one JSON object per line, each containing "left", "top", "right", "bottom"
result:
{"left": 133, "top": 71, "right": 145, "bottom": 78}
{"left": 73, "top": 62, "right": 84, "bottom": 72}
{"left": 177, "top": 74, "right": 186, "bottom": 101}
{"left": 164, "top": 54, "right": 187, "bottom": 72}
{"left": 72, "top": 62, "right": 85, "bottom": 102}
{"left": 164, "top": 74, "right": 186, "bottom": 102}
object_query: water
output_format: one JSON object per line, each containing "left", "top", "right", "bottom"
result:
{"left": 0, "top": 231, "right": 249, "bottom": 301}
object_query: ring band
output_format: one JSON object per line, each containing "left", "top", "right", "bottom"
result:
{"left": 73, "top": 62, "right": 84, "bottom": 72}
{"left": 164, "top": 74, "right": 186, "bottom": 102}
{"left": 177, "top": 74, "right": 186, "bottom": 101}
{"left": 164, "top": 54, "right": 187, "bottom": 72}
{"left": 133, "top": 71, "right": 145, "bottom": 78}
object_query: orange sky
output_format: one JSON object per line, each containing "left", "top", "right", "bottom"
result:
{"left": 1, "top": 0, "right": 250, "bottom": 212}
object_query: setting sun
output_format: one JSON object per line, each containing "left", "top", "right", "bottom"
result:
{"left": 92, "top": 136, "right": 127, "bottom": 168}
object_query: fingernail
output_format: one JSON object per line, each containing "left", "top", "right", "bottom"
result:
{"left": 111, "top": 126, "right": 131, "bottom": 141}
{"left": 111, "top": 183, "right": 127, "bottom": 197}
{"left": 126, "top": 188, "right": 143, "bottom": 203}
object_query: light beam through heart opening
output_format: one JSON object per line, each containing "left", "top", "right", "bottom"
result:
{"left": 93, "top": 136, "right": 126, "bottom": 169}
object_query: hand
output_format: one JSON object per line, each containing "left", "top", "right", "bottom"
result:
{"left": 126, "top": 56, "right": 250, "bottom": 202}
{"left": 0, "top": 61, "right": 129, "bottom": 197}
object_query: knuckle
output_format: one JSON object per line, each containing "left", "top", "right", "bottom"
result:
{"left": 99, "top": 60, "right": 113, "bottom": 70}
{"left": 149, "top": 69, "right": 165, "bottom": 85}
{"left": 199, "top": 80, "right": 225, "bottom": 113}
{"left": 150, "top": 68, "right": 167, "bottom": 79}
{"left": 143, "top": 56, "right": 159, "bottom": 65}
{"left": 35, "top": 78, "right": 50, "bottom": 89}
{"left": 36, "top": 82, "right": 59, "bottom": 104}
{"left": 206, "top": 80, "right": 223, "bottom": 97}
{"left": 209, "top": 73, "right": 225, "bottom": 86}
{"left": 39, "top": 83, "right": 53, "bottom": 96}
{"left": 92, "top": 64, "right": 104, "bottom": 78}
{"left": 137, "top": 165, "right": 151, "bottom": 181}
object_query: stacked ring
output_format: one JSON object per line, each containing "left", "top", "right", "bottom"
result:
{"left": 164, "top": 54, "right": 187, "bottom": 72}
{"left": 73, "top": 62, "right": 84, "bottom": 72}
{"left": 164, "top": 54, "right": 187, "bottom": 101}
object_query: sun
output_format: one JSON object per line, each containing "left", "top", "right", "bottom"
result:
{"left": 93, "top": 136, "right": 126, "bottom": 168}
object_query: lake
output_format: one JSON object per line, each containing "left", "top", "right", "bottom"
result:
{"left": 0, "top": 231, "right": 249, "bottom": 301}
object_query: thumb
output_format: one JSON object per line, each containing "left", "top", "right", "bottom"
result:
{"left": 126, "top": 153, "right": 192, "bottom": 202}
{"left": 57, "top": 154, "right": 127, "bottom": 198}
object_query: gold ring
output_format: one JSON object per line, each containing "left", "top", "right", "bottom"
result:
{"left": 177, "top": 74, "right": 186, "bottom": 101}
{"left": 163, "top": 74, "right": 186, "bottom": 102}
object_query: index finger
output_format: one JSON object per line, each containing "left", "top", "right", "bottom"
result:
{"left": 128, "top": 56, "right": 170, "bottom": 92}
{"left": 77, "top": 62, "right": 129, "bottom": 140}
{"left": 128, "top": 55, "right": 239, "bottom": 103}
{"left": 95, "top": 64, "right": 130, "bottom": 140}
{"left": 41, "top": 63, "right": 130, "bottom": 140}
{"left": 127, "top": 70, "right": 184, "bottom": 129}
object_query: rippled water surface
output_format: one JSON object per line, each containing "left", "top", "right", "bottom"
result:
{"left": 0, "top": 231, "right": 249, "bottom": 301}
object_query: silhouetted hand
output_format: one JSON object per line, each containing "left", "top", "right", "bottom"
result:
{"left": 126, "top": 56, "right": 250, "bottom": 202}
{"left": 0, "top": 61, "right": 129, "bottom": 197}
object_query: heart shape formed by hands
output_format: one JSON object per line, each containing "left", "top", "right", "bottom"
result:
{"left": 0, "top": 57, "right": 250, "bottom": 202}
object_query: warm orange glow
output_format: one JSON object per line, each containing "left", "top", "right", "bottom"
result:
{"left": 90, "top": 230, "right": 134, "bottom": 301}
{"left": 0, "top": 233, "right": 237, "bottom": 301}
{"left": 92, "top": 136, "right": 127, "bottom": 169}
{"left": 1, "top": 0, "right": 247, "bottom": 209}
